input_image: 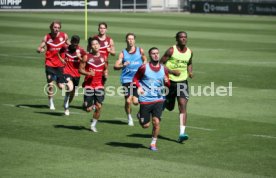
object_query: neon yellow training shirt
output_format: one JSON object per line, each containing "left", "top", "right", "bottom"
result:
{"left": 165, "top": 45, "right": 192, "bottom": 82}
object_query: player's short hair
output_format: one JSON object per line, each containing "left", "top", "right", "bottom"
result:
{"left": 175, "top": 31, "right": 187, "bottom": 39}
{"left": 148, "top": 47, "right": 159, "bottom": 55}
{"left": 98, "top": 22, "right": 107, "bottom": 29}
{"left": 49, "top": 20, "right": 61, "bottom": 29}
{"left": 71, "top": 35, "right": 80, "bottom": 44}
{"left": 87, "top": 37, "right": 99, "bottom": 47}
{"left": 125, "top": 33, "right": 136, "bottom": 40}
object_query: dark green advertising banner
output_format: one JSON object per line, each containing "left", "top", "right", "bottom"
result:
{"left": 0, "top": 0, "right": 120, "bottom": 9}
{"left": 190, "top": 1, "right": 276, "bottom": 15}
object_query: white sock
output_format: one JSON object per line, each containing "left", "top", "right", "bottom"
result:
{"left": 180, "top": 125, "right": 186, "bottom": 135}
{"left": 91, "top": 118, "right": 98, "bottom": 127}
{"left": 128, "top": 114, "right": 133, "bottom": 121}
{"left": 151, "top": 137, "right": 157, "bottom": 145}
{"left": 179, "top": 113, "right": 184, "bottom": 125}
{"left": 64, "top": 93, "right": 70, "bottom": 109}
{"left": 49, "top": 97, "right": 54, "bottom": 106}
{"left": 179, "top": 113, "right": 185, "bottom": 134}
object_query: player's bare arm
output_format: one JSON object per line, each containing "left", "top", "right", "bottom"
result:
{"left": 140, "top": 48, "right": 147, "bottom": 64}
{"left": 164, "top": 67, "right": 171, "bottom": 87}
{"left": 65, "top": 33, "right": 70, "bottom": 45}
{"left": 108, "top": 38, "right": 116, "bottom": 56}
{"left": 104, "top": 62, "right": 108, "bottom": 78}
{"left": 114, "top": 52, "right": 129, "bottom": 70}
{"left": 37, "top": 36, "right": 46, "bottom": 53}
{"left": 57, "top": 52, "right": 66, "bottom": 65}
{"left": 160, "top": 47, "right": 172, "bottom": 64}
{"left": 76, "top": 49, "right": 86, "bottom": 61}
{"left": 187, "top": 52, "right": 193, "bottom": 79}
{"left": 79, "top": 56, "right": 94, "bottom": 76}
{"left": 161, "top": 47, "right": 180, "bottom": 76}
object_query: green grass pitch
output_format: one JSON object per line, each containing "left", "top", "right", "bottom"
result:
{"left": 0, "top": 12, "right": 275, "bottom": 177}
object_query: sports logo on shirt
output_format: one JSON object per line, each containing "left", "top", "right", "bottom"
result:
{"left": 88, "top": 58, "right": 94, "bottom": 63}
{"left": 59, "top": 37, "right": 64, "bottom": 42}
{"left": 100, "top": 58, "right": 104, "bottom": 63}
{"left": 104, "top": 41, "right": 108, "bottom": 47}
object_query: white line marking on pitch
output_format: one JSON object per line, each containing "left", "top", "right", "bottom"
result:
{"left": 250, "top": 134, "right": 276, "bottom": 139}
{"left": 51, "top": 110, "right": 85, "bottom": 115}
{"left": 2, "top": 104, "right": 16, "bottom": 107}
{"left": 187, "top": 126, "right": 215, "bottom": 131}
{"left": 113, "top": 117, "right": 134, "bottom": 122}
{"left": 18, "top": 105, "right": 30, "bottom": 109}
{"left": 0, "top": 54, "right": 37, "bottom": 59}
{"left": 2, "top": 104, "right": 85, "bottom": 115}
{"left": 113, "top": 117, "right": 215, "bottom": 131}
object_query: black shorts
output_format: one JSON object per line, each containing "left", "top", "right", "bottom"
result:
{"left": 122, "top": 83, "right": 139, "bottom": 98}
{"left": 45, "top": 66, "right": 64, "bottom": 83}
{"left": 165, "top": 80, "right": 189, "bottom": 111}
{"left": 63, "top": 74, "right": 80, "bottom": 87}
{"left": 84, "top": 88, "right": 105, "bottom": 108}
{"left": 168, "top": 80, "right": 189, "bottom": 99}
{"left": 138, "top": 102, "right": 164, "bottom": 125}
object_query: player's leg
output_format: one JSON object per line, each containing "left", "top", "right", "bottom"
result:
{"left": 165, "top": 81, "right": 176, "bottom": 111}
{"left": 132, "top": 96, "right": 139, "bottom": 106}
{"left": 92, "top": 102, "right": 102, "bottom": 120}
{"left": 90, "top": 102, "right": 101, "bottom": 133}
{"left": 83, "top": 88, "right": 94, "bottom": 112}
{"left": 177, "top": 81, "right": 189, "bottom": 143}
{"left": 150, "top": 117, "right": 160, "bottom": 151}
{"left": 131, "top": 85, "right": 139, "bottom": 106}
{"left": 90, "top": 89, "right": 104, "bottom": 132}
{"left": 128, "top": 84, "right": 139, "bottom": 125}
{"left": 137, "top": 104, "right": 151, "bottom": 128}
{"left": 125, "top": 96, "right": 132, "bottom": 115}
{"left": 69, "top": 77, "right": 80, "bottom": 103}
{"left": 177, "top": 97, "right": 189, "bottom": 142}
{"left": 125, "top": 96, "right": 134, "bottom": 126}
{"left": 47, "top": 81, "right": 56, "bottom": 110}
{"left": 56, "top": 67, "right": 66, "bottom": 90}
{"left": 45, "top": 66, "right": 57, "bottom": 110}
{"left": 63, "top": 76, "right": 74, "bottom": 116}
{"left": 150, "top": 102, "right": 163, "bottom": 151}
{"left": 123, "top": 83, "right": 134, "bottom": 126}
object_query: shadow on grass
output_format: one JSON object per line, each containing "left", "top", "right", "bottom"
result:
{"left": 34, "top": 111, "right": 64, "bottom": 116}
{"left": 54, "top": 124, "right": 90, "bottom": 131}
{"left": 106, "top": 142, "right": 148, "bottom": 149}
{"left": 70, "top": 105, "right": 84, "bottom": 110}
{"left": 16, "top": 104, "right": 49, "bottom": 109}
{"left": 99, "top": 120, "right": 126, "bottom": 125}
{"left": 128, "top": 133, "right": 179, "bottom": 143}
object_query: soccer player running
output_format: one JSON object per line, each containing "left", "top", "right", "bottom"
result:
{"left": 114, "top": 33, "right": 147, "bottom": 126}
{"left": 86, "top": 22, "right": 115, "bottom": 109}
{"left": 87, "top": 22, "right": 115, "bottom": 82}
{"left": 37, "top": 20, "right": 70, "bottom": 110}
{"left": 79, "top": 38, "right": 107, "bottom": 132}
{"left": 87, "top": 22, "right": 115, "bottom": 60}
{"left": 133, "top": 47, "right": 170, "bottom": 151}
{"left": 160, "top": 31, "right": 193, "bottom": 143}
{"left": 58, "top": 35, "right": 87, "bottom": 116}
